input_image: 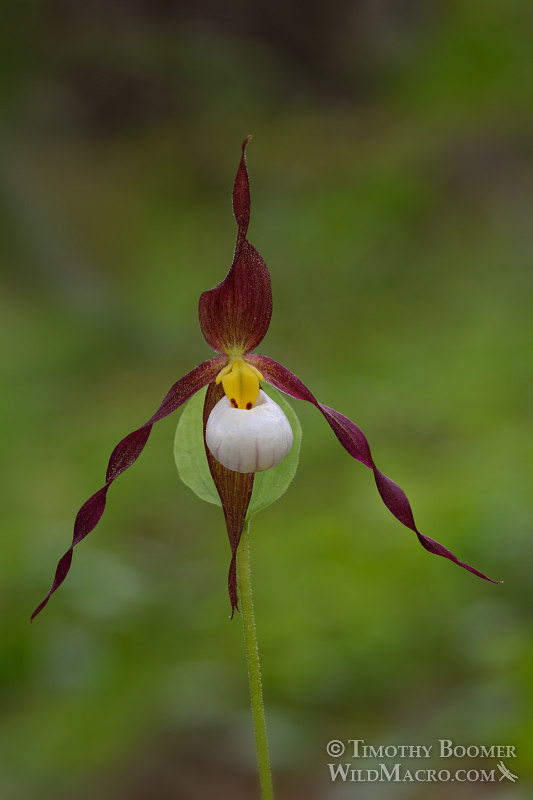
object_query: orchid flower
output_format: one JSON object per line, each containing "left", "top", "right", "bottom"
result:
{"left": 32, "top": 137, "right": 499, "bottom": 621}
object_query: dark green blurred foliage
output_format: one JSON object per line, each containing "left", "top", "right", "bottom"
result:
{"left": 1, "top": 2, "right": 532, "bottom": 798}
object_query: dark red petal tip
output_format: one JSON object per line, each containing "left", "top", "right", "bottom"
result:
{"left": 233, "top": 135, "right": 253, "bottom": 238}
{"left": 199, "top": 139, "right": 272, "bottom": 355}
{"left": 31, "top": 356, "right": 225, "bottom": 620}
{"left": 203, "top": 382, "right": 254, "bottom": 615}
{"left": 248, "top": 353, "right": 501, "bottom": 585}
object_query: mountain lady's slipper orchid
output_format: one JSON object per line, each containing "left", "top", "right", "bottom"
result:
{"left": 32, "top": 137, "right": 500, "bottom": 621}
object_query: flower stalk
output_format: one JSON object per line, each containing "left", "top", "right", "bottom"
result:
{"left": 238, "top": 522, "right": 274, "bottom": 800}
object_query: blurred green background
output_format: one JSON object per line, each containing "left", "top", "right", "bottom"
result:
{"left": 1, "top": 1, "right": 532, "bottom": 798}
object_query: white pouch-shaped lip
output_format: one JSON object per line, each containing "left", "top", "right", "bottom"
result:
{"left": 205, "top": 389, "right": 293, "bottom": 473}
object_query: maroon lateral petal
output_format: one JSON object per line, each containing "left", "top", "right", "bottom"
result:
{"left": 31, "top": 356, "right": 225, "bottom": 620}
{"left": 247, "top": 353, "right": 501, "bottom": 584}
{"left": 203, "top": 382, "right": 255, "bottom": 615}
{"left": 198, "top": 137, "right": 272, "bottom": 355}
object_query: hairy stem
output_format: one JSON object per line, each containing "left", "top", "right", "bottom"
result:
{"left": 238, "top": 522, "right": 274, "bottom": 799}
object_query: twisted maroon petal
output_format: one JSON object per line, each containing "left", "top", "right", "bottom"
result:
{"left": 248, "top": 354, "right": 501, "bottom": 584}
{"left": 198, "top": 137, "right": 272, "bottom": 355}
{"left": 31, "top": 356, "right": 226, "bottom": 620}
{"left": 203, "top": 382, "right": 254, "bottom": 615}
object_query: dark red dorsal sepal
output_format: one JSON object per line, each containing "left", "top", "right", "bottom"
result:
{"left": 199, "top": 137, "right": 272, "bottom": 356}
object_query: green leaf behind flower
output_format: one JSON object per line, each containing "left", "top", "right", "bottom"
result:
{"left": 174, "top": 386, "right": 220, "bottom": 507}
{"left": 174, "top": 384, "right": 301, "bottom": 516}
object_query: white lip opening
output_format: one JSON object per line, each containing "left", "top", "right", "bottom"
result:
{"left": 205, "top": 389, "right": 293, "bottom": 473}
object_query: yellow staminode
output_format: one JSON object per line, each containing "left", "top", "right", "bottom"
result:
{"left": 216, "top": 359, "right": 264, "bottom": 410}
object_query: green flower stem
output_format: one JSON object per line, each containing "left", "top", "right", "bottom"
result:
{"left": 238, "top": 521, "right": 274, "bottom": 800}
